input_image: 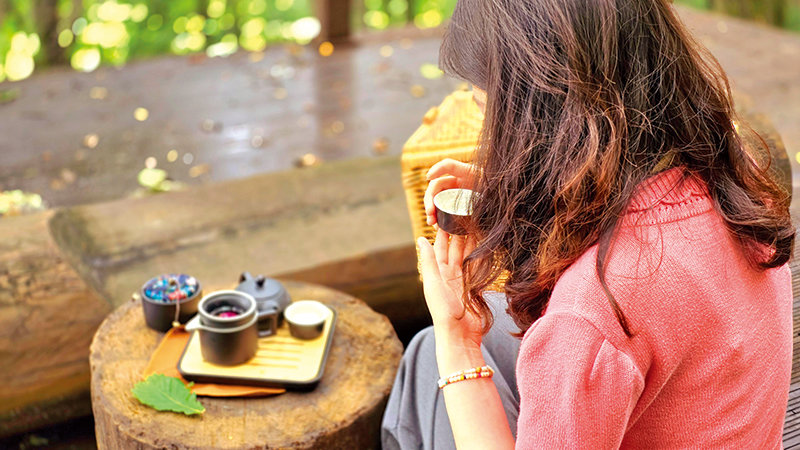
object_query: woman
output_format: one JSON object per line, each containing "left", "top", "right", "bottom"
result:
{"left": 381, "top": 0, "right": 794, "bottom": 448}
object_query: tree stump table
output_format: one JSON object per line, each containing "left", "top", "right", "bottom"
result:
{"left": 89, "top": 280, "right": 403, "bottom": 449}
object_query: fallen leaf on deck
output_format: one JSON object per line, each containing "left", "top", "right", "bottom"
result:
{"left": 201, "top": 119, "right": 222, "bottom": 132}
{"left": 189, "top": 164, "right": 210, "bottom": 178}
{"left": 373, "top": 138, "right": 390, "bottom": 154}
{"left": 295, "top": 153, "right": 320, "bottom": 168}
{"left": 61, "top": 169, "right": 77, "bottom": 184}
{"left": 134, "top": 107, "right": 150, "bottom": 121}
{"left": 89, "top": 87, "right": 108, "bottom": 100}
{"left": 420, "top": 63, "right": 443, "bottom": 80}
{"left": 137, "top": 168, "right": 168, "bottom": 191}
{"left": 50, "top": 179, "right": 65, "bottom": 191}
{"left": 0, "top": 190, "right": 46, "bottom": 216}
{"left": 251, "top": 135, "right": 265, "bottom": 148}
{"left": 83, "top": 134, "right": 99, "bottom": 149}
{"left": 273, "top": 88, "right": 288, "bottom": 100}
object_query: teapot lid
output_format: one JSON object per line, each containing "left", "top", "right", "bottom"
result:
{"left": 236, "top": 272, "right": 288, "bottom": 303}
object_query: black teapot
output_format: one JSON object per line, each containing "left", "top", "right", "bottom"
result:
{"left": 235, "top": 272, "right": 291, "bottom": 337}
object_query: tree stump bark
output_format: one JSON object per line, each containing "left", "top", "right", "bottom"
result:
{"left": 90, "top": 280, "right": 403, "bottom": 449}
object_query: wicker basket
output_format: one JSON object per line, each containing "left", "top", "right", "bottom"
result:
{"left": 401, "top": 89, "right": 508, "bottom": 290}
{"left": 401, "top": 90, "right": 483, "bottom": 241}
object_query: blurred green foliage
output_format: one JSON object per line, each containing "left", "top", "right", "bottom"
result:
{"left": 0, "top": 0, "right": 796, "bottom": 83}
{"left": 0, "top": 0, "right": 456, "bottom": 81}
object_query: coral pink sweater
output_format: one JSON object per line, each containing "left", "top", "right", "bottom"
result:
{"left": 515, "top": 166, "right": 793, "bottom": 448}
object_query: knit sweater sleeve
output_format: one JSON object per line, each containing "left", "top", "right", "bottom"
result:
{"left": 515, "top": 311, "right": 645, "bottom": 449}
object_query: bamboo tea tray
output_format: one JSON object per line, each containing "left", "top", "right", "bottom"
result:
{"left": 178, "top": 304, "right": 336, "bottom": 391}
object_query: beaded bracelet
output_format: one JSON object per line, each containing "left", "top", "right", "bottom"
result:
{"left": 437, "top": 365, "right": 495, "bottom": 389}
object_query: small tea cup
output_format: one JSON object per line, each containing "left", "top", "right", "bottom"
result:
{"left": 284, "top": 300, "right": 328, "bottom": 340}
{"left": 433, "top": 188, "right": 478, "bottom": 235}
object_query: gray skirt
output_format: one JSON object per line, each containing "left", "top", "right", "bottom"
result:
{"left": 381, "top": 292, "right": 522, "bottom": 449}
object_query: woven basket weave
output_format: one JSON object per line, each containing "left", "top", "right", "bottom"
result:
{"left": 401, "top": 90, "right": 483, "bottom": 240}
{"left": 401, "top": 90, "right": 508, "bottom": 290}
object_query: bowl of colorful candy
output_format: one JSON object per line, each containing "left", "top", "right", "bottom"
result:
{"left": 139, "top": 274, "right": 202, "bottom": 332}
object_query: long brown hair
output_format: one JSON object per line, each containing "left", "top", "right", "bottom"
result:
{"left": 439, "top": 0, "right": 795, "bottom": 337}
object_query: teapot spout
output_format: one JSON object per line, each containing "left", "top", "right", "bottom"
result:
{"left": 184, "top": 314, "right": 204, "bottom": 332}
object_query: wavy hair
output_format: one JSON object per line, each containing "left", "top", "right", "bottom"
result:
{"left": 439, "top": 0, "right": 795, "bottom": 337}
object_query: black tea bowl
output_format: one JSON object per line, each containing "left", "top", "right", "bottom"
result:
{"left": 433, "top": 188, "right": 478, "bottom": 236}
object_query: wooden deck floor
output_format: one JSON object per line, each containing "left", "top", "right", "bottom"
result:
{"left": 1, "top": 6, "right": 799, "bottom": 213}
{"left": 784, "top": 234, "right": 800, "bottom": 446}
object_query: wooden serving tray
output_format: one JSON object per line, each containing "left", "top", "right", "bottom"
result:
{"left": 178, "top": 304, "right": 336, "bottom": 391}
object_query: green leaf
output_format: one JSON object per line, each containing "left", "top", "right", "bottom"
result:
{"left": 131, "top": 374, "right": 205, "bottom": 415}
{"left": 137, "top": 168, "right": 168, "bottom": 190}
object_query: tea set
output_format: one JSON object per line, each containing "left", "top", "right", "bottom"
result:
{"left": 134, "top": 189, "right": 476, "bottom": 384}
{"left": 138, "top": 272, "right": 330, "bottom": 367}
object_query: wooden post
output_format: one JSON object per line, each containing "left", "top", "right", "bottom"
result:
{"left": 317, "top": 0, "right": 351, "bottom": 42}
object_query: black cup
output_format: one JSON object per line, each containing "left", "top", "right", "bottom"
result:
{"left": 185, "top": 290, "right": 258, "bottom": 366}
{"left": 433, "top": 189, "right": 478, "bottom": 235}
{"left": 140, "top": 274, "right": 202, "bottom": 332}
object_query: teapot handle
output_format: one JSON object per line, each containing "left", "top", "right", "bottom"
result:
{"left": 257, "top": 309, "right": 279, "bottom": 337}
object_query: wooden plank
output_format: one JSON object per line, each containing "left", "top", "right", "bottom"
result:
{"left": 783, "top": 412, "right": 800, "bottom": 429}
{"left": 786, "top": 218, "right": 800, "bottom": 447}
{"left": 786, "top": 432, "right": 800, "bottom": 449}
{"left": 48, "top": 155, "right": 422, "bottom": 322}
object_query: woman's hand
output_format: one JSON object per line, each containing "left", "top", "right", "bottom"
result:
{"left": 424, "top": 158, "right": 478, "bottom": 227}
{"left": 417, "top": 227, "right": 483, "bottom": 350}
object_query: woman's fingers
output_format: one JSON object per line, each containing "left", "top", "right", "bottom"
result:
{"left": 424, "top": 159, "right": 480, "bottom": 226}
{"left": 434, "top": 227, "right": 450, "bottom": 266}
{"left": 417, "top": 237, "right": 440, "bottom": 285}
{"left": 426, "top": 158, "right": 476, "bottom": 183}
{"left": 449, "top": 234, "right": 466, "bottom": 269}
{"left": 424, "top": 176, "right": 460, "bottom": 225}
